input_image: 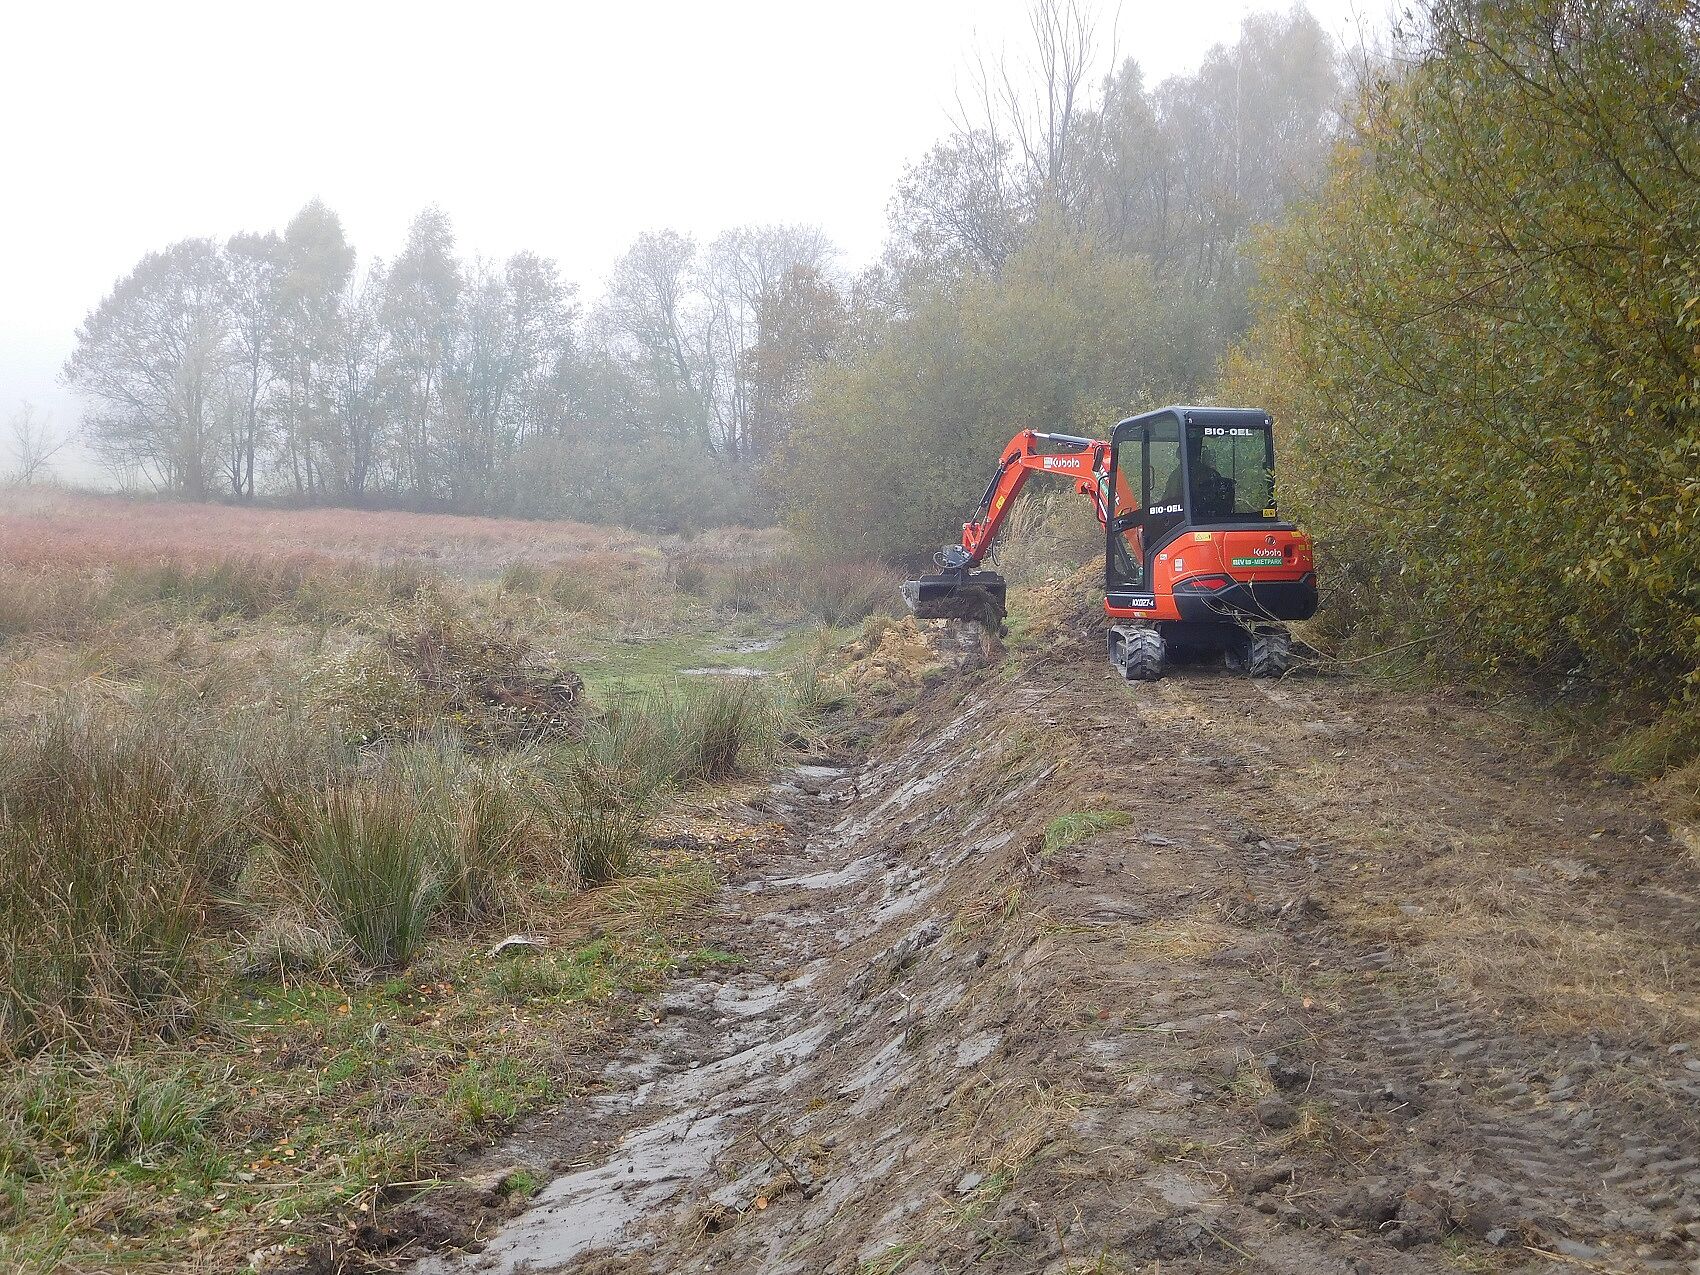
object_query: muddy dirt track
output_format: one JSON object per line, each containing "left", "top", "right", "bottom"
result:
{"left": 400, "top": 626, "right": 1700, "bottom": 1275}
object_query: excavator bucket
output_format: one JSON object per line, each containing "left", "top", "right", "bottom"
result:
{"left": 901, "top": 571, "right": 1008, "bottom": 627}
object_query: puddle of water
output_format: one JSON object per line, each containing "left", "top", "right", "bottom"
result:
{"left": 679, "top": 665, "right": 767, "bottom": 677}
{"left": 416, "top": 1107, "right": 748, "bottom": 1274}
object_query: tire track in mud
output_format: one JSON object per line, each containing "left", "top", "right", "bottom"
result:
{"left": 1175, "top": 674, "right": 1700, "bottom": 1270}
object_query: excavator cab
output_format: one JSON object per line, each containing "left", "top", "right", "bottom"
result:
{"left": 1106, "top": 408, "right": 1275, "bottom": 593}
{"left": 1103, "top": 407, "right": 1316, "bottom": 677}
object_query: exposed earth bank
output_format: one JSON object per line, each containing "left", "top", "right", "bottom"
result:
{"left": 401, "top": 620, "right": 1700, "bottom": 1275}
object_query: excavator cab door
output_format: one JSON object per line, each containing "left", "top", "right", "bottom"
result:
{"left": 1105, "top": 412, "right": 1185, "bottom": 602}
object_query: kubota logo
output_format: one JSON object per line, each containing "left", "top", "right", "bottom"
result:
{"left": 1042, "top": 456, "right": 1083, "bottom": 470}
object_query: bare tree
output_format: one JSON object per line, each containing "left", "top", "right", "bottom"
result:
{"left": 888, "top": 0, "right": 1100, "bottom": 277}
{"left": 65, "top": 238, "right": 232, "bottom": 497}
{"left": 223, "top": 230, "right": 281, "bottom": 499}
{"left": 960, "top": 0, "right": 1099, "bottom": 216}
{"left": 272, "top": 199, "right": 356, "bottom": 499}
{"left": 6, "top": 402, "right": 67, "bottom": 485}
{"left": 700, "top": 225, "right": 834, "bottom": 460}
{"left": 600, "top": 230, "right": 715, "bottom": 449}
{"left": 382, "top": 207, "right": 460, "bottom": 501}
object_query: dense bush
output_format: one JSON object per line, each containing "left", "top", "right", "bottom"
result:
{"left": 1227, "top": 0, "right": 1700, "bottom": 702}
{"left": 776, "top": 227, "right": 1184, "bottom": 562}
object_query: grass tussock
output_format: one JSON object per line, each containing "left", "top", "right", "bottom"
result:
{"left": 532, "top": 758, "right": 649, "bottom": 887}
{"left": 0, "top": 712, "right": 252, "bottom": 1053}
{"left": 584, "top": 677, "right": 781, "bottom": 791}
{"left": 268, "top": 782, "right": 445, "bottom": 968}
{"left": 309, "top": 589, "right": 585, "bottom": 747}
{"left": 1608, "top": 705, "right": 1700, "bottom": 780}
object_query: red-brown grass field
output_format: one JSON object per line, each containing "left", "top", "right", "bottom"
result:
{"left": 0, "top": 487, "right": 783, "bottom": 577}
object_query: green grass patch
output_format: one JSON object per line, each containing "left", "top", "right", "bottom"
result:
{"left": 1043, "top": 809, "right": 1131, "bottom": 855}
{"left": 568, "top": 624, "right": 848, "bottom": 697}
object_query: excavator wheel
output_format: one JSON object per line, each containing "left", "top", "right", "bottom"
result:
{"left": 1229, "top": 626, "right": 1293, "bottom": 678}
{"left": 1112, "top": 624, "right": 1166, "bottom": 681}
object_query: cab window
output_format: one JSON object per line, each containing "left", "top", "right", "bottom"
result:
{"left": 1187, "top": 422, "right": 1273, "bottom": 521}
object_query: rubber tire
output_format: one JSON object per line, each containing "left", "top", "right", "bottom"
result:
{"left": 1119, "top": 626, "right": 1166, "bottom": 681}
{"left": 1241, "top": 628, "right": 1292, "bottom": 679}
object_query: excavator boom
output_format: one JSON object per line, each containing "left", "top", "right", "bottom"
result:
{"left": 903, "top": 429, "right": 1113, "bottom": 625}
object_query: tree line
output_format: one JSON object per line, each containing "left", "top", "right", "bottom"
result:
{"left": 64, "top": 3, "right": 1338, "bottom": 532}
{"left": 65, "top": 203, "right": 837, "bottom": 526}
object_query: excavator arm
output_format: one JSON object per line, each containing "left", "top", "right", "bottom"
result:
{"left": 956, "top": 430, "right": 1111, "bottom": 567}
{"left": 904, "top": 429, "right": 1117, "bottom": 624}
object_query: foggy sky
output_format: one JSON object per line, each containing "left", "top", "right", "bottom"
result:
{"left": 0, "top": 0, "right": 1376, "bottom": 479}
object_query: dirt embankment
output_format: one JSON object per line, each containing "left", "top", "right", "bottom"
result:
{"left": 400, "top": 622, "right": 1700, "bottom": 1275}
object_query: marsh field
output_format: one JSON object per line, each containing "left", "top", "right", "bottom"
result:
{"left": 3, "top": 490, "right": 1699, "bottom": 1275}
{"left": 0, "top": 489, "right": 894, "bottom": 1272}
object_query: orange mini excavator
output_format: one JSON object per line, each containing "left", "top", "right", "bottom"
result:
{"left": 902, "top": 406, "right": 1318, "bottom": 679}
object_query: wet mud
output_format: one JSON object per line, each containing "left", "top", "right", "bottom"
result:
{"left": 402, "top": 636, "right": 1700, "bottom": 1275}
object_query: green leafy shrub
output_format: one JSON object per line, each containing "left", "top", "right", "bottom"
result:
{"left": 1229, "top": 0, "right": 1700, "bottom": 707}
